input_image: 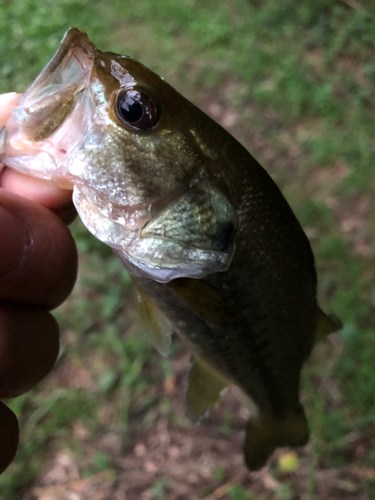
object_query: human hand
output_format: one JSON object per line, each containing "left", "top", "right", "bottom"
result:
{"left": 0, "top": 93, "right": 78, "bottom": 473}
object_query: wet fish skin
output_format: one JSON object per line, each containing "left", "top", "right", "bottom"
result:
{"left": 0, "top": 28, "right": 341, "bottom": 470}
{"left": 130, "top": 155, "right": 318, "bottom": 469}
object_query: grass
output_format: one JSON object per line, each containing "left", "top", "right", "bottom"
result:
{"left": 0, "top": 0, "right": 375, "bottom": 498}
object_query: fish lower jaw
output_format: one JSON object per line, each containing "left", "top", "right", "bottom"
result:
{"left": 75, "top": 185, "right": 153, "bottom": 231}
{"left": 0, "top": 152, "right": 75, "bottom": 189}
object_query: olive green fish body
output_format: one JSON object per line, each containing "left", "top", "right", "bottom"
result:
{"left": 130, "top": 146, "right": 318, "bottom": 469}
{"left": 0, "top": 28, "right": 340, "bottom": 470}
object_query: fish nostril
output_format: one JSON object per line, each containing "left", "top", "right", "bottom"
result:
{"left": 212, "top": 221, "right": 236, "bottom": 252}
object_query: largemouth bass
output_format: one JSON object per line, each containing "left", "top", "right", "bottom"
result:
{"left": 0, "top": 28, "right": 341, "bottom": 470}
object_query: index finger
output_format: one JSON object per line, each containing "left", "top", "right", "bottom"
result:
{"left": 0, "top": 189, "right": 78, "bottom": 309}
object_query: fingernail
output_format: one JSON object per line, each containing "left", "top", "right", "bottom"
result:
{"left": 0, "top": 92, "right": 20, "bottom": 107}
{"left": 0, "top": 206, "right": 31, "bottom": 275}
{"left": 0, "top": 93, "right": 22, "bottom": 129}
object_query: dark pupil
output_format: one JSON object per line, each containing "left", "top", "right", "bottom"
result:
{"left": 120, "top": 97, "right": 143, "bottom": 123}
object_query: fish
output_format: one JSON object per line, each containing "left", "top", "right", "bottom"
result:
{"left": 0, "top": 28, "right": 341, "bottom": 470}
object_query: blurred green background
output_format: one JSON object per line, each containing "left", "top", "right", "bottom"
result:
{"left": 1, "top": 0, "right": 375, "bottom": 498}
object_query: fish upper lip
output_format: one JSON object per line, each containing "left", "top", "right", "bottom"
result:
{"left": 19, "top": 29, "right": 95, "bottom": 114}
{"left": 42, "top": 28, "right": 96, "bottom": 80}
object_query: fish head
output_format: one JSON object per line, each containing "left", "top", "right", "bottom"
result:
{"left": 1, "top": 28, "right": 238, "bottom": 282}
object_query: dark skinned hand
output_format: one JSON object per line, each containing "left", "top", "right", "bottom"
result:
{"left": 0, "top": 93, "right": 78, "bottom": 474}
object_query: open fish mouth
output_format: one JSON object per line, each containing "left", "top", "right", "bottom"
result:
{"left": 0, "top": 29, "right": 96, "bottom": 188}
{"left": 10, "top": 28, "right": 95, "bottom": 142}
{"left": 19, "top": 28, "right": 95, "bottom": 118}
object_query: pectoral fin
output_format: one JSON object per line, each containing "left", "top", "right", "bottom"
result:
{"left": 316, "top": 308, "right": 342, "bottom": 342}
{"left": 244, "top": 409, "right": 309, "bottom": 470}
{"left": 186, "top": 356, "right": 230, "bottom": 424}
{"left": 135, "top": 285, "right": 172, "bottom": 357}
{"left": 167, "top": 278, "right": 232, "bottom": 328}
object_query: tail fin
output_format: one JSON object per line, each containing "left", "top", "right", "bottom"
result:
{"left": 244, "top": 410, "right": 309, "bottom": 471}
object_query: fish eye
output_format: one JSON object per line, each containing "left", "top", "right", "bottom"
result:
{"left": 115, "top": 88, "right": 160, "bottom": 130}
